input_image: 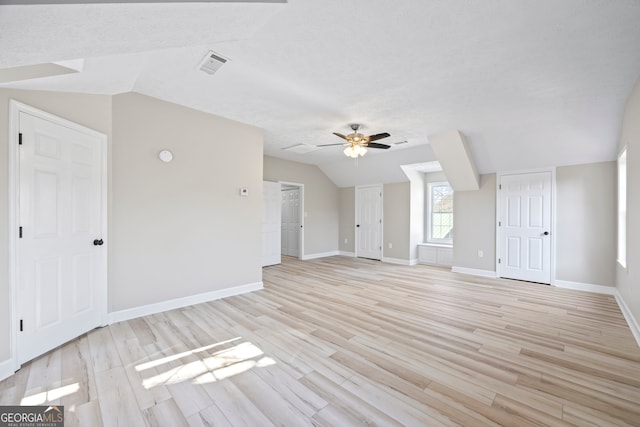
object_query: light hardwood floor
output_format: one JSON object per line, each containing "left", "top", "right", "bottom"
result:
{"left": 1, "top": 256, "right": 639, "bottom": 426}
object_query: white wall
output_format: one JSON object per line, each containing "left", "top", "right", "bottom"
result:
{"left": 617, "top": 74, "right": 640, "bottom": 325}
{"left": 263, "top": 156, "right": 339, "bottom": 257}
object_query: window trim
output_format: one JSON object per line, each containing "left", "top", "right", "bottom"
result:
{"left": 427, "top": 181, "right": 453, "bottom": 245}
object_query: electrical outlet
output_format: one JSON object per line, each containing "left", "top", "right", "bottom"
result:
{"left": 388, "top": 243, "right": 393, "bottom": 249}
{"left": 344, "top": 238, "right": 348, "bottom": 244}
{"left": 478, "top": 250, "right": 484, "bottom": 258}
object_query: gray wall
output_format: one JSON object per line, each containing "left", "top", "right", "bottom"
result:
{"left": 0, "top": 89, "right": 112, "bottom": 363}
{"left": 339, "top": 183, "right": 413, "bottom": 262}
{"left": 339, "top": 187, "right": 355, "bottom": 253}
{"left": 383, "top": 182, "right": 411, "bottom": 260}
{"left": 453, "top": 173, "right": 497, "bottom": 271}
{"left": 617, "top": 73, "right": 640, "bottom": 324}
{"left": 454, "top": 166, "right": 618, "bottom": 288}
{"left": 556, "top": 162, "right": 616, "bottom": 286}
{"left": 263, "top": 156, "right": 339, "bottom": 256}
{"left": 0, "top": 89, "right": 263, "bottom": 366}
{"left": 111, "top": 93, "right": 263, "bottom": 311}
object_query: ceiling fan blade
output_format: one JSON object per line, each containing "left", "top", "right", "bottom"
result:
{"left": 367, "top": 132, "right": 391, "bottom": 142}
{"left": 366, "top": 142, "right": 391, "bottom": 149}
{"left": 333, "top": 132, "right": 349, "bottom": 140}
{"left": 317, "top": 143, "right": 347, "bottom": 147}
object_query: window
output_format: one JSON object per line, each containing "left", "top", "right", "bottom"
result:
{"left": 618, "top": 149, "right": 627, "bottom": 268}
{"left": 428, "top": 182, "right": 453, "bottom": 244}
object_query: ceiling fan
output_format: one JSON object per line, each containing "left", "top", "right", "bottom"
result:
{"left": 317, "top": 124, "right": 391, "bottom": 158}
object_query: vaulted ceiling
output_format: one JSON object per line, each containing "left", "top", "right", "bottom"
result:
{"left": 2, "top": 0, "right": 640, "bottom": 186}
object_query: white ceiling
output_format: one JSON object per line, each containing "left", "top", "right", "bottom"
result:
{"left": 2, "top": 0, "right": 640, "bottom": 186}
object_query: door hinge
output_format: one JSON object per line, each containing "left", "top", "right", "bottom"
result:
{"left": 499, "top": 184, "right": 502, "bottom": 190}
{"left": 20, "top": 319, "right": 23, "bottom": 332}
{"left": 379, "top": 219, "right": 382, "bottom": 224}
{"left": 498, "top": 258, "right": 501, "bottom": 264}
{"left": 19, "top": 226, "right": 23, "bottom": 238}
{"left": 18, "top": 133, "right": 23, "bottom": 145}
{"left": 498, "top": 221, "right": 501, "bottom": 227}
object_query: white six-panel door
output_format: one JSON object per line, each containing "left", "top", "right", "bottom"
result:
{"left": 498, "top": 171, "right": 552, "bottom": 284}
{"left": 356, "top": 185, "right": 383, "bottom": 260}
{"left": 17, "top": 109, "right": 106, "bottom": 364}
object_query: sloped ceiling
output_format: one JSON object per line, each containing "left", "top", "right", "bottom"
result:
{"left": 1, "top": 1, "right": 640, "bottom": 187}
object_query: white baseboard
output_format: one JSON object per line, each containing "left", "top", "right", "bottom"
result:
{"left": 409, "top": 258, "right": 418, "bottom": 266}
{"left": 615, "top": 293, "right": 640, "bottom": 348}
{"left": 338, "top": 251, "right": 355, "bottom": 257}
{"left": 0, "top": 358, "right": 18, "bottom": 383}
{"left": 108, "top": 281, "right": 263, "bottom": 324}
{"left": 553, "top": 280, "right": 639, "bottom": 348}
{"left": 553, "top": 280, "right": 618, "bottom": 295}
{"left": 382, "top": 257, "right": 412, "bottom": 266}
{"left": 301, "top": 251, "right": 340, "bottom": 260}
{"left": 451, "top": 266, "right": 497, "bottom": 278}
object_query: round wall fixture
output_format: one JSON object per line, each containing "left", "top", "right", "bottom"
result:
{"left": 159, "top": 150, "right": 173, "bottom": 163}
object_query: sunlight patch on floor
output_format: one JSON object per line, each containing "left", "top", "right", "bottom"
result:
{"left": 139, "top": 340, "right": 276, "bottom": 389}
{"left": 135, "top": 337, "right": 241, "bottom": 372}
{"left": 20, "top": 383, "right": 80, "bottom": 405}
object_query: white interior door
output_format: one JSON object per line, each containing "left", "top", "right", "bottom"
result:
{"left": 498, "top": 171, "right": 552, "bottom": 284}
{"left": 18, "top": 109, "right": 106, "bottom": 364}
{"left": 262, "top": 181, "right": 281, "bottom": 266}
{"left": 356, "top": 185, "right": 383, "bottom": 260}
{"left": 281, "top": 188, "right": 300, "bottom": 257}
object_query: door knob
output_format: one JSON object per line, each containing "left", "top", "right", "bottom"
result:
{"left": 543, "top": 231, "right": 549, "bottom": 236}
{"left": 93, "top": 239, "right": 104, "bottom": 246}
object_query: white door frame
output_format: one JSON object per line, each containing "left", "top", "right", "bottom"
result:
{"left": 355, "top": 184, "right": 383, "bottom": 260}
{"left": 278, "top": 181, "right": 304, "bottom": 259}
{"left": 495, "top": 167, "right": 556, "bottom": 284}
{"left": 262, "top": 181, "right": 282, "bottom": 267}
{"left": 7, "top": 100, "right": 108, "bottom": 373}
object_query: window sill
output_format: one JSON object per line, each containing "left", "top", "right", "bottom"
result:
{"left": 419, "top": 242, "right": 453, "bottom": 248}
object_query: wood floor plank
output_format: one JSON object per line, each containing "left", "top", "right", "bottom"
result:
{"left": 1, "top": 256, "right": 639, "bottom": 426}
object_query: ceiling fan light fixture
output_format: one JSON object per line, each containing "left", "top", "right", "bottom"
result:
{"left": 344, "top": 146, "right": 356, "bottom": 158}
{"left": 344, "top": 143, "right": 367, "bottom": 158}
{"left": 322, "top": 123, "right": 391, "bottom": 158}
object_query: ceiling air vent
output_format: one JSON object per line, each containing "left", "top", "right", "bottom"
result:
{"left": 198, "top": 50, "right": 228, "bottom": 75}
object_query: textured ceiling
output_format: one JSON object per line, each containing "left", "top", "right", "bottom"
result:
{"left": 2, "top": 0, "right": 640, "bottom": 186}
